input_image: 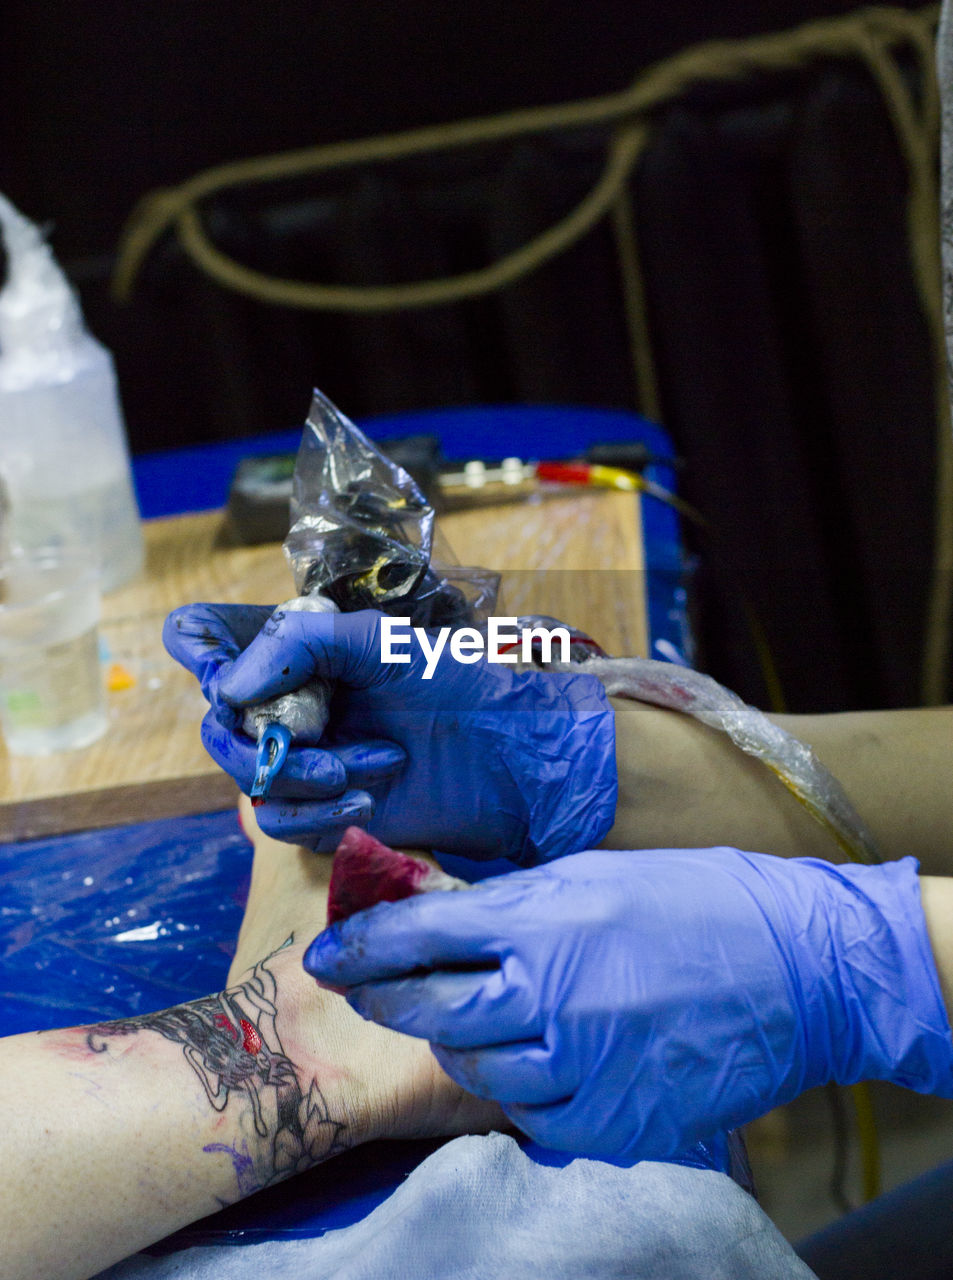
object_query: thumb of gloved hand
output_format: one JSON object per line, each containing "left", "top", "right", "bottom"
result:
{"left": 217, "top": 607, "right": 387, "bottom": 707}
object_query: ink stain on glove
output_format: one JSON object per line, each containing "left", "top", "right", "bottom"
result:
{"left": 326, "top": 827, "right": 467, "bottom": 926}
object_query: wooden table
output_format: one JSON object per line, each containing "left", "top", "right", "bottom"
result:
{"left": 0, "top": 490, "right": 645, "bottom": 841}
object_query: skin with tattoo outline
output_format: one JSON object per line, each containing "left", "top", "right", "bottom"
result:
{"left": 84, "top": 936, "right": 348, "bottom": 1195}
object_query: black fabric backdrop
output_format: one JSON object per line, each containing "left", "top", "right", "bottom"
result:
{"left": 105, "top": 66, "right": 940, "bottom": 712}
{"left": 0, "top": 3, "right": 944, "bottom": 711}
{"left": 635, "top": 67, "right": 939, "bottom": 711}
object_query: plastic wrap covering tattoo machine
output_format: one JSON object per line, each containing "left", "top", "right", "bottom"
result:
{"left": 243, "top": 388, "right": 500, "bottom": 796}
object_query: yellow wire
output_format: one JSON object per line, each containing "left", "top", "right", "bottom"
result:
{"left": 598, "top": 457, "right": 886, "bottom": 1195}
{"left": 850, "top": 1082, "right": 883, "bottom": 1201}
{"left": 591, "top": 466, "right": 791, "bottom": 719}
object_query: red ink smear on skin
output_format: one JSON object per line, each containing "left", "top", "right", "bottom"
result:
{"left": 240, "top": 1019, "right": 262, "bottom": 1055}
{"left": 326, "top": 826, "right": 443, "bottom": 925}
{"left": 214, "top": 1013, "right": 239, "bottom": 1041}
{"left": 49, "top": 1030, "right": 102, "bottom": 1062}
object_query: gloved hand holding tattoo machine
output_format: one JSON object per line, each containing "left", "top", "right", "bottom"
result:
{"left": 164, "top": 389, "right": 618, "bottom": 861}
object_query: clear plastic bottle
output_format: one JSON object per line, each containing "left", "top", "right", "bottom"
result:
{"left": 0, "top": 194, "right": 144, "bottom": 592}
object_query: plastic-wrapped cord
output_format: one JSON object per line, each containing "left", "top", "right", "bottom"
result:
{"left": 571, "top": 655, "right": 881, "bottom": 866}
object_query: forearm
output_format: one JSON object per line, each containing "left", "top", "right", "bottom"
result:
{"left": 605, "top": 701, "right": 953, "bottom": 866}
{"left": 780, "top": 708, "right": 953, "bottom": 870}
{"left": 0, "top": 943, "right": 357, "bottom": 1280}
{"left": 921, "top": 875, "right": 953, "bottom": 1020}
{"left": 604, "top": 698, "right": 841, "bottom": 859}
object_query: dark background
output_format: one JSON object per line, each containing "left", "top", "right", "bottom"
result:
{"left": 0, "top": 0, "right": 946, "bottom": 711}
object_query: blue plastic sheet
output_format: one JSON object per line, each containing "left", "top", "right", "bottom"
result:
{"left": 0, "top": 809, "right": 251, "bottom": 1033}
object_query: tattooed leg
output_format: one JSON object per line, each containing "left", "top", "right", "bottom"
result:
{"left": 0, "top": 802, "right": 503, "bottom": 1280}
{"left": 3, "top": 936, "right": 363, "bottom": 1280}
{"left": 228, "top": 797, "right": 505, "bottom": 1150}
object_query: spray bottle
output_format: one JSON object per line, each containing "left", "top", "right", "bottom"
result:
{"left": 0, "top": 193, "right": 144, "bottom": 591}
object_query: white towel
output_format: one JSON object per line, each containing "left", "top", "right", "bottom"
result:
{"left": 96, "top": 1133, "right": 816, "bottom": 1279}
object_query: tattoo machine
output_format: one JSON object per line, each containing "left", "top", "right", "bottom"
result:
{"left": 245, "top": 388, "right": 499, "bottom": 803}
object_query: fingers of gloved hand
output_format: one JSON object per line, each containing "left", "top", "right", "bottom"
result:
{"left": 253, "top": 791, "right": 375, "bottom": 851}
{"left": 218, "top": 608, "right": 384, "bottom": 707}
{"left": 163, "top": 603, "right": 274, "bottom": 693}
{"left": 199, "top": 711, "right": 349, "bottom": 797}
{"left": 431, "top": 1040, "right": 571, "bottom": 1105}
{"left": 302, "top": 887, "right": 511, "bottom": 987}
{"left": 200, "top": 711, "right": 404, "bottom": 796}
{"left": 330, "top": 739, "right": 407, "bottom": 788}
{"left": 342, "top": 966, "right": 543, "bottom": 1048}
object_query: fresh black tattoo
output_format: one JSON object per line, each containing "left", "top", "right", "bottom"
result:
{"left": 86, "top": 936, "right": 347, "bottom": 1193}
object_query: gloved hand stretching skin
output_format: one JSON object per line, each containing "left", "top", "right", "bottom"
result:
{"left": 326, "top": 825, "right": 469, "bottom": 926}
{"left": 303, "top": 848, "right": 953, "bottom": 1164}
{"left": 164, "top": 603, "right": 617, "bottom": 862}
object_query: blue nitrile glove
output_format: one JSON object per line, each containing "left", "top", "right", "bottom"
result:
{"left": 303, "top": 848, "right": 953, "bottom": 1164}
{"left": 163, "top": 603, "right": 406, "bottom": 823}
{"left": 164, "top": 602, "right": 272, "bottom": 729}
{"left": 163, "top": 604, "right": 617, "bottom": 862}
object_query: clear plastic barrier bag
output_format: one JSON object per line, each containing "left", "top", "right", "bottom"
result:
{"left": 284, "top": 389, "right": 498, "bottom": 626}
